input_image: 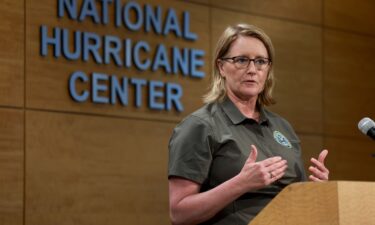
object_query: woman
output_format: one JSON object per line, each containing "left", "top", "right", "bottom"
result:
{"left": 168, "top": 24, "right": 329, "bottom": 225}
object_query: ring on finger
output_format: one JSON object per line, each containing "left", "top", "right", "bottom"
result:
{"left": 269, "top": 171, "right": 274, "bottom": 179}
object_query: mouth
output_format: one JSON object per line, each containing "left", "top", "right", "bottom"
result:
{"left": 242, "top": 80, "right": 257, "bottom": 85}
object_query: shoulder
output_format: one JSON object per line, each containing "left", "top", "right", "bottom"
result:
{"left": 169, "top": 103, "right": 221, "bottom": 147}
{"left": 175, "top": 103, "right": 218, "bottom": 131}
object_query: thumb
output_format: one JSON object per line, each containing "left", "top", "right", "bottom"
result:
{"left": 246, "top": 145, "right": 258, "bottom": 163}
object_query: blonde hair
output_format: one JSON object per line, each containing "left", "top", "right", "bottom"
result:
{"left": 203, "top": 24, "right": 276, "bottom": 106}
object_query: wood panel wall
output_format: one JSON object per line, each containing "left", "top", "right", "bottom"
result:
{"left": 0, "top": 0, "right": 374, "bottom": 224}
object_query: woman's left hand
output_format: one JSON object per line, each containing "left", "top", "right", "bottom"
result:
{"left": 308, "top": 149, "right": 329, "bottom": 182}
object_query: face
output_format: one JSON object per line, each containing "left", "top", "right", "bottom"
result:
{"left": 218, "top": 36, "right": 270, "bottom": 102}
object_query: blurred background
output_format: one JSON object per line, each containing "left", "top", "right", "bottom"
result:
{"left": 0, "top": 0, "right": 374, "bottom": 224}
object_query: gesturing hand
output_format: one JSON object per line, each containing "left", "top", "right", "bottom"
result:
{"left": 238, "top": 145, "right": 288, "bottom": 191}
{"left": 309, "top": 149, "right": 329, "bottom": 181}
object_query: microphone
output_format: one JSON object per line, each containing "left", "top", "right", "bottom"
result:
{"left": 358, "top": 117, "right": 375, "bottom": 140}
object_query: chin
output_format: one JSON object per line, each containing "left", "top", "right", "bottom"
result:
{"left": 241, "top": 89, "right": 260, "bottom": 98}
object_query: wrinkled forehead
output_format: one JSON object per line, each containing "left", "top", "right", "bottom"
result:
{"left": 227, "top": 36, "right": 269, "bottom": 58}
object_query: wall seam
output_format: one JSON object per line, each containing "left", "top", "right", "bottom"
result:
{"left": 23, "top": 107, "right": 182, "bottom": 124}
{"left": 208, "top": 4, "right": 322, "bottom": 29}
{"left": 323, "top": 25, "right": 375, "bottom": 38}
{"left": 322, "top": 0, "right": 326, "bottom": 150}
{"left": 185, "top": 0, "right": 375, "bottom": 38}
{"left": 23, "top": 0, "right": 27, "bottom": 224}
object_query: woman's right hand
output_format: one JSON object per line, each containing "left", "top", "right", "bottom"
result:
{"left": 238, "top": 145, "right": 288, "bottom": 191}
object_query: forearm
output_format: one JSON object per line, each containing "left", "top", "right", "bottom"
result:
{"left": 170, "top": 174, "right": 247, "bottom": 225}
{"left": 170, "top": 147, "right": 287, "bottom": 225}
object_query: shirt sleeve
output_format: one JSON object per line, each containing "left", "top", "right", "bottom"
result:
{"left": 168, "top": 115, "right": 214, "bottom": 184}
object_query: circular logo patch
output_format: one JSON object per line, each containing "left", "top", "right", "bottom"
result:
{"left": 273, "top": 131, "right": 292, "bottom": 148}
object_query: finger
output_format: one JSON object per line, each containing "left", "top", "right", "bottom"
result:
{"left": 272, "top": 164, "right": 288, "bottom": 176}
{"left": 270, "top": 164, "right": 288, "bottom": 178}
{"left": 309, "top": 175, "right": 322, "bottom": 182}
{"left": 310, "top": 158, "right": 329, "bottom": 173}
{"left": 266, "top": 159, "right": 287, "bottom": 172}
{"left": 270, "top": 170, "right": 286, "bottom": 183}
{"left": 246, "top": 145, "right": 258, "bottom": 164}
{"left": 318, "top": 149, "right": 328, "bottom": 164}
{"left": 309, "top": 166, "right": 328, "bottom": 180}
{"left": 261, "top": 156, "right": 283, "bottom": 167}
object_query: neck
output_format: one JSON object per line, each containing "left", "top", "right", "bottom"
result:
{"left": 227, "top": 93, "right": 259, "bottom": 120}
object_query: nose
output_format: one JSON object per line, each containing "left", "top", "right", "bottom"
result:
{"left": 246, "top": 61, "right": 257, "bottom": 74}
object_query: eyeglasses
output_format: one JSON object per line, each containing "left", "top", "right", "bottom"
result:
{"left": 221, "top": 56, "right": 271, "bottom": 70}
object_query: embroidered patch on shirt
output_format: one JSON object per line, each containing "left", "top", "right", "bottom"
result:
{"left": 273, "top": 131, "right": 292, "bottom": 148}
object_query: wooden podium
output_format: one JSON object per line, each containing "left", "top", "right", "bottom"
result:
{"left": 249, "top": 181, "right": 375, "bottom": 225}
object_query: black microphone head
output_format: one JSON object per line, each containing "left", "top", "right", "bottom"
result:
{"left": 358, "top": 117, "right": 375, "bottom": 135}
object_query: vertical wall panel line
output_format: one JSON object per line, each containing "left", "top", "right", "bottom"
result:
{"left": 23, "top": 0, "right": 26, "bottom": 224}
{"left": 322, "top": 0, "right": 326, "bottom": 150}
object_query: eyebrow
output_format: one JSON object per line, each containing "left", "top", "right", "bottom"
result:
{"left": 234, "top": 55, "right": 269, "bottom": 58}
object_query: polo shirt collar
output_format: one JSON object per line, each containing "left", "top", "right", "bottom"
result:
{"left": 220, "top": 97, "right": 269, "bottom": 125}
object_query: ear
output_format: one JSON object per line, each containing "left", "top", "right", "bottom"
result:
{"left": 217, "top": 60, "right": 226, "bottom": 78}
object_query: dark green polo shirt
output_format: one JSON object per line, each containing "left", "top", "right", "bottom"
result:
{"left": 168, "top": 98, "right": 307, "bottom": 225}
